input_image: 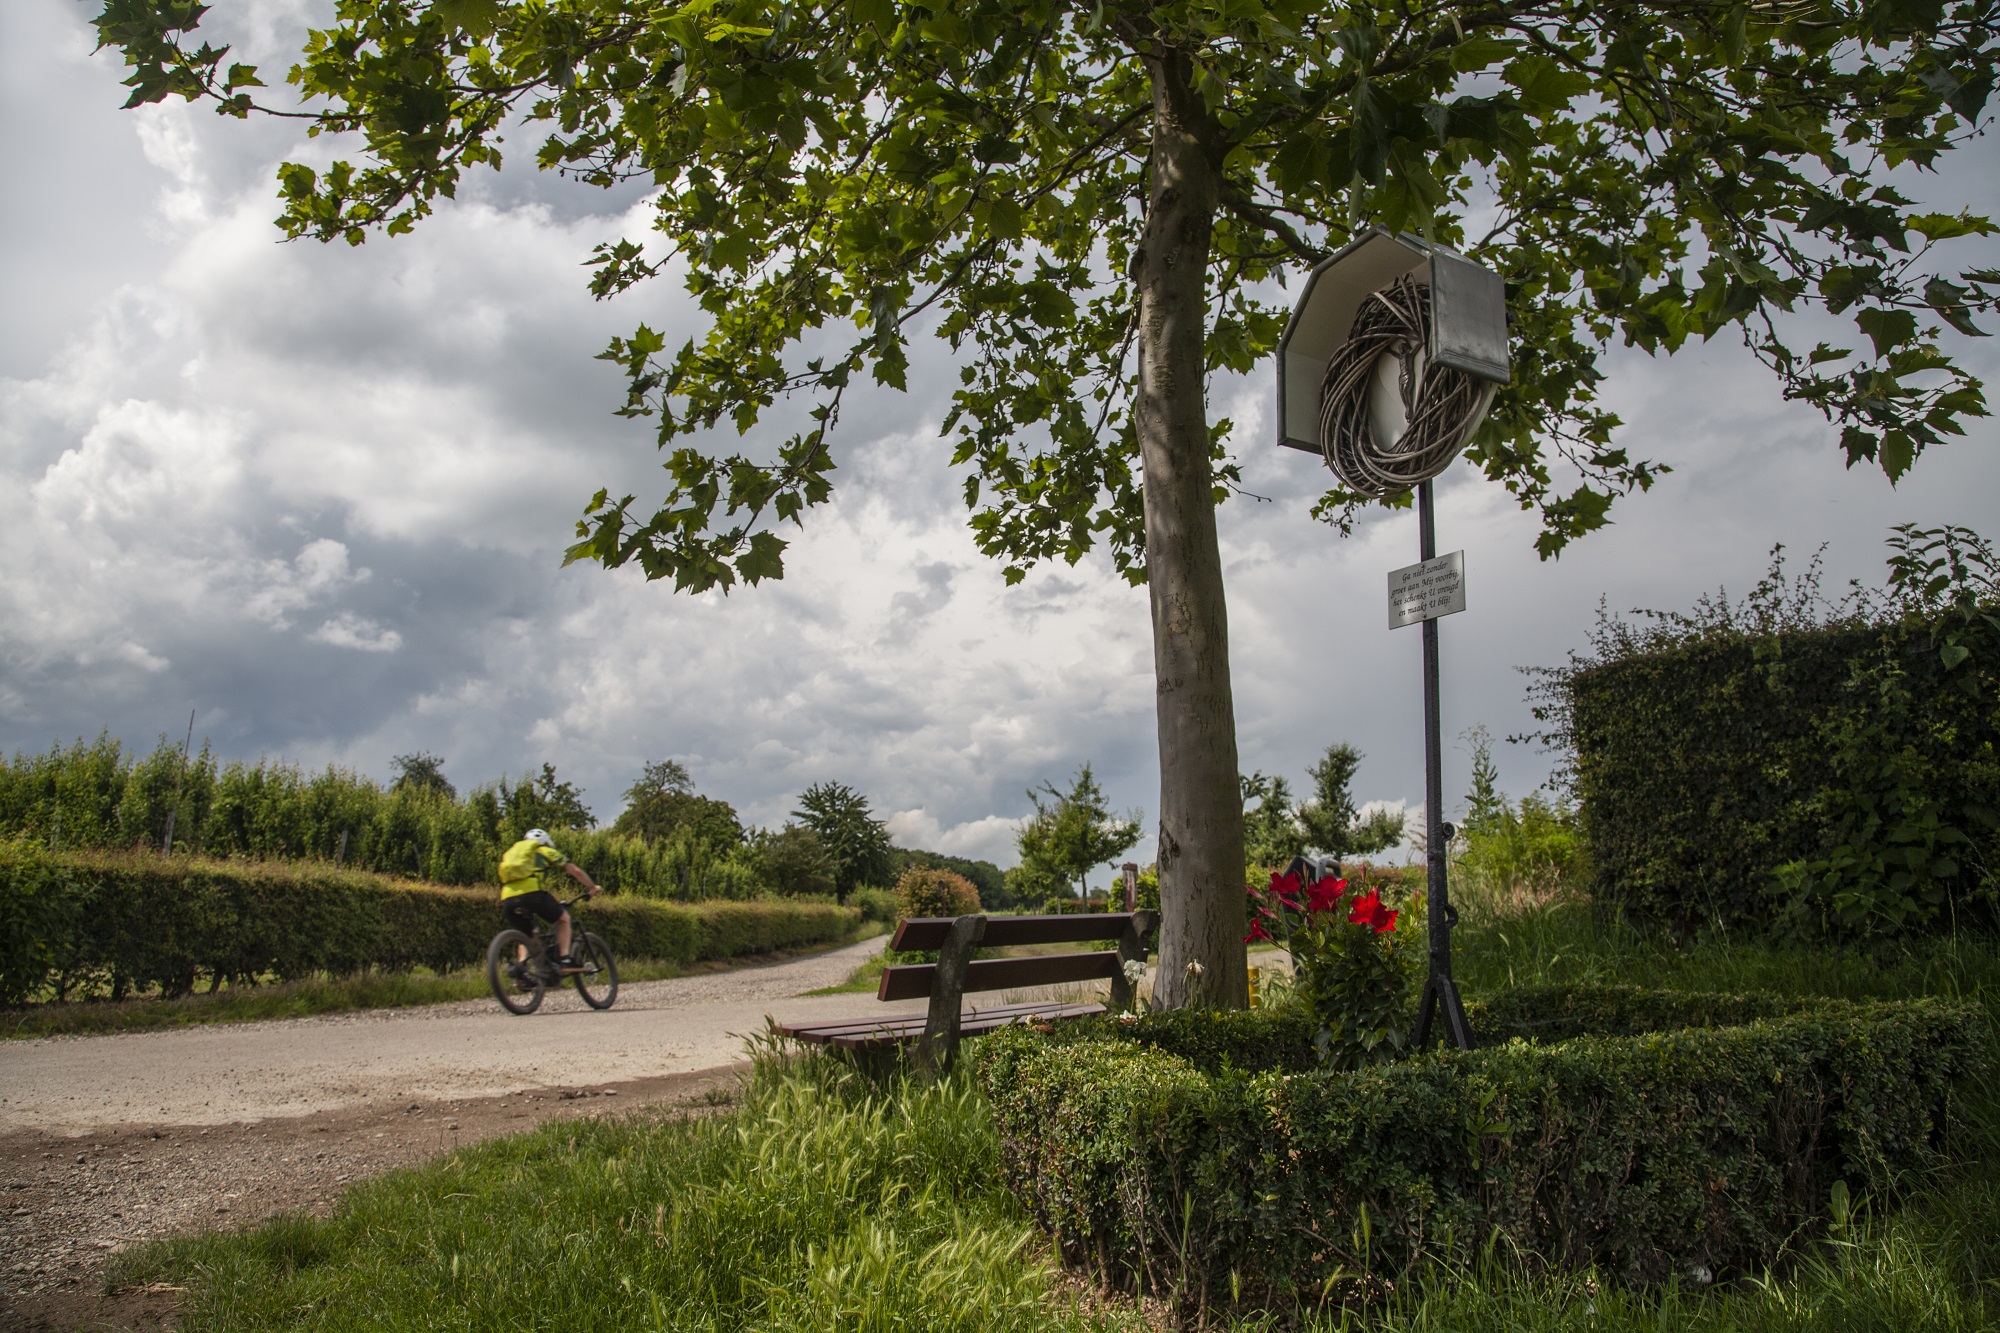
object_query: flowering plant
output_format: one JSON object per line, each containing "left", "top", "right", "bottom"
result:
{"left": 1246, "top": 866, "right": 1418, "bottom": 1068}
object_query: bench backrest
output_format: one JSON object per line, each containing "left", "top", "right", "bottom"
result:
{"left": 877, "top": 911, "right": 1156, "bottom": 1004}
{"left": 888, "top": 912, "right": 1148, "bottom": 952}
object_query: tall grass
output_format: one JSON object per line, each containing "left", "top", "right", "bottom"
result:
{"left": 112, "top": 1047, "right": 1134, "bottom": 1332}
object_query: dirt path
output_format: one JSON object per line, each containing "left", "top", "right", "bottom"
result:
{"left": 0, "top": 935, "right": 910, "bottom": 1331}
{"left": 0, "top": 935, "right": 909, "bottom": 1135}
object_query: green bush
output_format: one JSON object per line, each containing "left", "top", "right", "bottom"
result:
{"left": 894, "top": 865, "right": 982, "bottom": 918}
{"left": 0, "top": 849, "right": 860, "bottom": 1003}
{"left": 850, "top": 886, "right": 900, "bottom": 926}
{"left": 976, "top": 986, "right": 1988, "bottom": 1313}
{"left": 1535, "top": 549, "right": 2000, "bottom": 937}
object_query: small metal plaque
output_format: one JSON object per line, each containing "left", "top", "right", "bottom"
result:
{"left": 1388, "top": 551, "right": 1466, "bottom": 629}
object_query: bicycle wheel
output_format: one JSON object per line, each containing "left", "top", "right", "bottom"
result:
{"left": 486, "top": 929, "right": 545, "bottom": 1015}
{"left": 571, "top": 932, "right": 619, "bottom": 1010}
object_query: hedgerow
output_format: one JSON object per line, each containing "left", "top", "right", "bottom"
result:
{"left": 975, "top": 987, "right": 1988, "bottom": 1313}
{"left": 1532, "top": 534, "right": 2000, "bottom": 938}
{"left": 0, "top": 840, "right": 859, "bottom": 1003}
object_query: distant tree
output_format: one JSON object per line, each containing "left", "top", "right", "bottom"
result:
{"left": 1240, "top": 772, "right": 1308, "bottom": 868}
{"left": 1296, "top": 744, "right": 1405, "bottom": 862}
{"left": 612, "top": 760, "right": 742, "bottom": 852}
{"left": 502, "top": 763, "right": 593, "bottom": 837}
{"left": 389, "top": 752, "right": 455, "bottom": 802}
{"left": 1015, "top": 766, "right": 1142, "bottom": 909}
{"left": 793, "top": 782, "right": 893, "bottom": 905}
{"left": 750, "top": 822, "right": 837, "bottom": 898}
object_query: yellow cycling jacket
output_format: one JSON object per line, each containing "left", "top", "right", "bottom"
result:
{"left": 498, "top": 839, "right": 566, "bottom": 899}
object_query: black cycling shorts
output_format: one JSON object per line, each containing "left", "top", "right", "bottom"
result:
{"left": 501, "top": 889, "right": 565, "bottom": 933}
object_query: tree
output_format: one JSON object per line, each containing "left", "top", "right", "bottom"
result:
{"left": 389, "top": 752, "right": 455, "bottom": 803}
{"left": 792, "top": 781, "right": 893, "bottom": 903}
{"left": 98, "top": 0, "right": 1999, "bottom": 1006}
{"left": 1297, "top": 744, "right": 1405, "bottom": 861}
{"left": 501, "top": 763, "right": 594, "bottom": 837}
{"left": 749, "top": 821, "right": 837, "bottom": 897}
{"left": 1241, "top": 771, "right": 1308, "bottom": 867}
{"left": 1015, "top": 765, "right": 1143, "bottom": 907}
{"left": 612, "top": 759, "right": 744, "bottom": 851}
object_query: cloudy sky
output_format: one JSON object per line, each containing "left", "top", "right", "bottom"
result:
{"left": 5, "top": 0, "right": 1997, "bottom": 867}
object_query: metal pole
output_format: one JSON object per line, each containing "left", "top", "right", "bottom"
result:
{"left": 1412, "top": 481, "right": 1474, "bottom": 1050}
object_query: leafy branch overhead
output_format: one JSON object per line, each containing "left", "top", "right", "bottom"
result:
{"left": 97, "top": 0, "right": 1997, "bottom": 582}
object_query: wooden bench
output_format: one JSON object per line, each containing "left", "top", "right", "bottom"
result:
{"left": 778, "top": 910, "right": 1158, "bottom": 1071}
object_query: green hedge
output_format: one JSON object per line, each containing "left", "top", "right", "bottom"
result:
{"left": 0, "top": 842, "right": 859, "bottom": 1004}
{"left": 1556, "top": 615, "right": 1999, "bottom": 935}
{"left": 975, "top": 988, "right": 1987, "bottom": 1311}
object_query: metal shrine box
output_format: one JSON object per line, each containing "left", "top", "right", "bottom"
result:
{"left": 1275, "top": 229, "right": 1512, "bottom": 454}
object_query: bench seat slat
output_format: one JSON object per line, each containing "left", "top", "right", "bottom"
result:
{"left": 890, "top": 913, "right": 1145, "bottom": 952}
{"left": 877, "top": 950, "right": 1121, "bottom": 1002}
{"left": 777, "top": 1000, "right": 1104, "bottom": 1051}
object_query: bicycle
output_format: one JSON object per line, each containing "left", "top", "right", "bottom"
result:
{"left": 485, "top": 894, "right": 619, "bottom": 1015}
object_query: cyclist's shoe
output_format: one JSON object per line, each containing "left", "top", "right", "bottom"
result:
{"left": 556, "top": 954, "right": 583, "bottom": 972}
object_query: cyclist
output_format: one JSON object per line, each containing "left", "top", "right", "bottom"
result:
{"left": 498, "top": 828, "right": 602, "bottom": 971}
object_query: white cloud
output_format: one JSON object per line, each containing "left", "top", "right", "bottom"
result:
{"left": 309, "top": 613, "right": 403, "bottom": 654}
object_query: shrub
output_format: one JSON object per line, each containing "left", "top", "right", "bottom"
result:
{"left": 1533, "top": 540, "right": 2000, "bottom": 938}
{"left": 850, "top": 886, "right": 900, "bottom": 926}
{"left": 976, "top": 987, "right": 1988, "bottom": 1314}
{"left": 894, "top": 865, "right": 982, "bottom": 919}
{"left": 0, "top": 850, "right": 859, "bottom": 1003}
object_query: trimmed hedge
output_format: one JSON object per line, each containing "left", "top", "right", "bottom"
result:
{"left": 1555, "top": 615, "right": 1999, "bottom": 934}
{"left": 0, "top": 842, "right": 859, "bottom": 1003}
{"left": 975, "top": 987, "right": 1987, "bottom": 1310}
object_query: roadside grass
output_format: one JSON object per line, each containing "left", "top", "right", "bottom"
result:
{"left": 109, "top": 1045, "right": 1140, "bottom": 1333}
{"left": 5, "top": 931, "right": 885, "bottom": 1040}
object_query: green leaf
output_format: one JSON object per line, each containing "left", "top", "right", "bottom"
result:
{"left": 1940, "top": 643, "right": 1971, "bottom": 669}
{"left": 1854, "top": 307, "right": 1917, "bottom": 357}
{"left": 735, "top": 530, "right": 787, "bottom": 584}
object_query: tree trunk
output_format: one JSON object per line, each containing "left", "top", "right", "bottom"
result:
{"left": 1135, "top": 49, "right": 1246, "bottom": 1010}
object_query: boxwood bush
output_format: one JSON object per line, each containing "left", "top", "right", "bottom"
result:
{"left": 975, "top": 987, "right": 1987, "bottom": 1313}
{"left": 0, "top": 840, "right": 859, "bottom": 1003}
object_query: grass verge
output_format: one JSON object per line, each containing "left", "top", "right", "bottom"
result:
{"left": 109, "top": 1045, "right": 1138, "bottom": 1332}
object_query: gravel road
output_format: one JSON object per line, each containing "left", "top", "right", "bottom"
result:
{"left": 1, "top": 934, "right": 909, "bottom": 1135}
{"left": 0, "top": 935, "right": 920, "bottom": 1331}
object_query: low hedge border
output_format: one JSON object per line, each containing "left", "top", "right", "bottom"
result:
{"left": 0, "top": 843, "right": 860, "bottom": 1003}
{"left": 975, "top": 986, "right": 1987, "bottom": 1311}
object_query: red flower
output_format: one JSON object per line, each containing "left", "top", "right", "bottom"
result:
{"left": 1268, "top": 869, "right": 1305, "bottom": 911}
{"left": 1347, "top": 890, "right": 1399, "bottom": 934}
{"left": 1304, "top": 876, "right": 1347, "bottom": 914}
{"left": 1245, "top": 916, "right": 1272, "bottom": 944}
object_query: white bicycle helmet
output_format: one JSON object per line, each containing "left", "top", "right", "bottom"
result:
{"left": 525, "top": 828, "right": 554, "bottom": 847}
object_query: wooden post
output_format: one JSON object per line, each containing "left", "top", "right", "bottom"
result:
{"left": 1109, "top": 909, "right": 1158, "bottom": 1012}
{"left": 1122, "top": 862, "right": 1139, "bottom": 912}
{"left": 336, "top": 829, "right": 349, "bottom": 864}
{"left": 916, "top": 914, "right": 986, "bottom": 1076}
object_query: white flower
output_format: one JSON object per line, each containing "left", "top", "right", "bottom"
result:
{"left": 1185, "top": 959, "right": 1206, "bottom": 977}
{"left": 1122, "top": 959, "right": 1147, "bottom": 984}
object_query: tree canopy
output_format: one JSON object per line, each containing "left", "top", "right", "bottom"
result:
{"left": 611, "top": 759, "right": 745, "bottom": 850}
{"left": 97, "top": 0, "right": 1997, "bottom": 571}
{"left": 1015, "top": 764, "right": 1143, "bottom": 903}
{"left": 792, "top": 780, "right": 894, "bottom": 901}
{"left": 1241, "top": 742, "right": 1405, "bottom": 866}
